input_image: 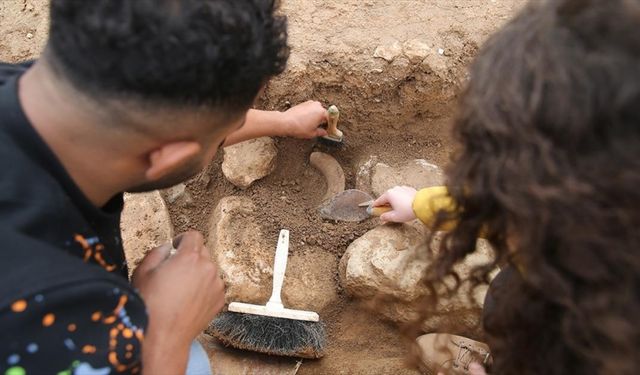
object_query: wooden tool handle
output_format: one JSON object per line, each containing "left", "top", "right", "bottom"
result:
{"left": 370, "top": 206, "right": 393, "bottom": 216}
{"left": 266, "top": 229, "right": 289, "bottom": 310}
{"left": 367, "top": 204, "right": 393, "bottom": 217}
{"left": 326, "top": 105, "right": 343, "bottom": 139}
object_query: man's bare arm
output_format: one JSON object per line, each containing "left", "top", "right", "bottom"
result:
{"left": 222, "top": 101, "right": 328, "bottom": 147}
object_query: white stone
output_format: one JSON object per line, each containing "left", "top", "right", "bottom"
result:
{"left": 222, "top": 137, "right": 277, "bottom": 189}
{"left": 370, "top": 159, "right": 444, "bottom": 197}
{"left": 373, "top": 41, "right": 403, "bottom": 62}
{"left": 282, "top": 248, "right": 338, "bottom": 313}
{"left": 403, "top": 39, "right": 431, "bottom": 63}
{"left": 121, "top": 191, "right": 174, "bottom": 276}
{"left": 162, "top": 183, "right": 193, "bottom": 205}
{"left": 339, "top": 223, "right": 497, "bottom": 331}
{"left": 355, "top": 155, "right": 379, "bottom": 194}
{"left": 207, "top": 196, "right": 272, "bottom": 304}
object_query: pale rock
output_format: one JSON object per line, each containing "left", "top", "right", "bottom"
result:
{"left": 222, "top": 137, "right": 277, "bottom": 189}
{"left": 208, "top": 196, "right": 273, "bottom": 304}
{"left": 373, "top": 41, "right": 402, "bottom": 62}
{"left": 422, "top": 48, "right": 450, "bottom": 80}
{"left": 355, "top": 155, "right": 379, "bottom": 194}
{"left": 208, "top": 196, "right": 338, "bottom": 311}
{"left": 121, "top": 191, "right": 173, "bottom": 276}
{"left": 371, "top": 159, "right": 444, "bottom": 197}
{"left": 282, "top": 248, "right": 338, "bottom": 312}
{"left": 403, "top": 39, "right": 431, "bottom": 63}
{"left": 339, "top": 224, "right": 496, "bottom": 332}
{"left": 162, "top": 183, "right": 193, "bottom": 205}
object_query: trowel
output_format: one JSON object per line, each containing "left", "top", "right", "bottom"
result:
{"left": 318, "top": 189, "right": 392, "bottom": 222}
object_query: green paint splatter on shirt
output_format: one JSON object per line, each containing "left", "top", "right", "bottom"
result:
{"left": 5, "top": 367, "right": 26, "bottom": 375}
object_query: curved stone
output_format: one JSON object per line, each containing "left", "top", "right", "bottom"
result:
{"left": 310, "top": 152, "right": 345, "bottom": 202}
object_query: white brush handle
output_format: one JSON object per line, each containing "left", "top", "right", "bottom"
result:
{"left": 266, "top": 229, "right": 289, "bottom": 310}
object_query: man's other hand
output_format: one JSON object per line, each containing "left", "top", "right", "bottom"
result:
{"left": 132, "top": 231, "right": 225, "bottom": 373}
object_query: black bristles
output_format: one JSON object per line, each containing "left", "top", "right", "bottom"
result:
{"left": 318, "top": 135, "right": 344, "bottom": 147}
{"left": 208, "top": 312, "right": 326, "bottom": 359}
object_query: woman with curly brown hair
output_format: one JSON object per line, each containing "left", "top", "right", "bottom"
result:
{"left": 372, "top": 0, "right": 640, "bottom": 374}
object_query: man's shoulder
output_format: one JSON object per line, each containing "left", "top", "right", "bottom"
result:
{"left": 0, "top": 228, "right": 147, "bottom": 374}
{"left": 0, "top": 228, "right": 131, "bottom": 310}
{"left": 0, "top": 61, "right": 33, "bottom": 86}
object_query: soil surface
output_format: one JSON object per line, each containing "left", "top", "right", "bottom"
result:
{"left": 1, "top": 0, "right": 524, "bottom": 373}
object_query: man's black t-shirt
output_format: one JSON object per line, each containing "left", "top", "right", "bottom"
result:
{"left": 0, "top": 62, "right": 147, "bottom": 374}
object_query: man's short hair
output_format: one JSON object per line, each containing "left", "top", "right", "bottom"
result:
{"left": 48, "top": 0, "right": 289, "bottom": 112}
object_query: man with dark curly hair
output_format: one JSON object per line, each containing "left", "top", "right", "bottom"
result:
{"left": 374, "top": 0, "right": 640, "bottom": 374}
{"left": 0, "top": 1, "right": 329, "bottom": 374}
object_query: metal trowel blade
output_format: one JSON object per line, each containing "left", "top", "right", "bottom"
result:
{"left": 318, "top": 189, "right": 374, "bottom": 222}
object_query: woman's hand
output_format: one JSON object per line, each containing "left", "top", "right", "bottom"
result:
{"left": 373, "top": 186, "right": 418, "bottom": 223}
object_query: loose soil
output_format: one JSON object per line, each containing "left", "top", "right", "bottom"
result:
{"left": 1, "top": 0, "right": 523, "bottom": 373}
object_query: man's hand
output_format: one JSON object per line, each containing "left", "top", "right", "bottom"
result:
{"left": 373, "top": 186, "right": 418, "bottom": 223}
{"left": 132, "top": 231, "right": 225, "bottom": 374}
{"left": 281, "top": 100, "right": 328, "bottom": 139}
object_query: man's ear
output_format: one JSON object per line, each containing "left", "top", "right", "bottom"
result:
{"left": 145, "top": 141, "right": 202, "bottom": 181}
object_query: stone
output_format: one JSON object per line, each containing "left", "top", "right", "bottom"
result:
{"left": 161, "top": 182, "right": 193, "bottom": 205}
{"left": 373, "top": 40, "right": 403, "bottom": 62}
{"left": 208, "top": 196, "right": 338, "bottom": 312}
{"left": 282, "top": 248, "right": 338, "bottom": 313}
{"left": 221, "top": 137, "right": 277, "bottom": 189}
{"left": 339, "top": 223, "right": 496, "bottom": 332}
{"left": 207, "top": 196, "right": 273, "bottom": 304}
{"left": 403, "top": 39, "right": 431, "bottom": 63}
{"left": 371, "top": 159, "right": 444, "bottom": 197}
{"left": 310, "top": 152, "right": 346, "bottom": 202}
{"left": 355, "top": 155, "right": 379, "bottom": 194}
{"left": 120, "top": 191, "right": 174, "bottom": 276}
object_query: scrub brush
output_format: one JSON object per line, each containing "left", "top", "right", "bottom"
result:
{"left": 209, "top": 230, "right": 326, "bottom": 358}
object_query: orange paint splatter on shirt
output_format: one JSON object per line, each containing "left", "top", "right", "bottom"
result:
{"left": 108, "top": 352, "right": 118, "bottom": 366}
{"left": 42, "top": 313, "right": 55, "bottom": 327}
{"left": 91, "top": 311, "right": 102, "bottom": 322}
{"left": 68, "top": 323, "right": 77, "bottom": 332}
{"left": 11, "top": 300, "right": 27, "bottom": 313}
{"left": 114, "top": 295, "right": 127, "bottom": 314}
{"left": 123, "top": 328, "right": 133, "bottom": 339}
{"left": 82, "top": 345, "right": 97, "bottom": 354}
{"left": 126, "top": 344, "right": 133, "bottom": 351}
